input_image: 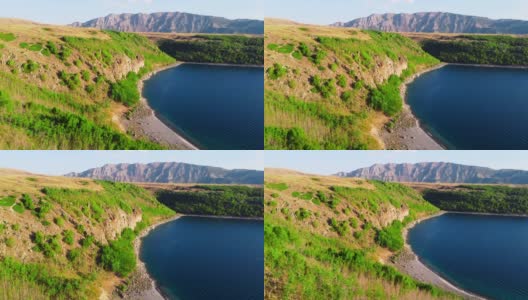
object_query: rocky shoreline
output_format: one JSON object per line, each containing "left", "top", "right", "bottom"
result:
{"left": 120, "top": 62, "right": 199, "bottom": 150}
{"left": 116, "top": 215, "right": 182, "bottom": 300}
{"left": 394, "top": 211, "right": 485, "bottom": 300}
{"left": 381, "top": 63, "right": 447, "bottom": 150}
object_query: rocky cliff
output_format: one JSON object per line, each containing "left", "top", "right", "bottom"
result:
{"left": 334, "top": 12, "right": 528, "bottom": 34}
{"left": 338, "top": 162, "right": 528, "bottom": 184}
{"left": 72, "top": 12, "right": 264, "bottom": 34}
{"left": 66, "top": 162, "right": 264, "bottom": 184}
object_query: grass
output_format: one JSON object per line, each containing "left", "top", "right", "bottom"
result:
{"left": 0, "top": 32, "right": 16, "bottom": 42}
{"left": 0, "top": 196, "right": 16, "bottom": 207}
{"left": 264, "top": 24, "right": 440, "bottom": 150}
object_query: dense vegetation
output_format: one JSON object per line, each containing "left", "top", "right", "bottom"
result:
{"left": 0, "top": 179, "right": 174, "bottom": 299}
{"left": 0, "top": 27, "right": 174, "bottom": 149}
{"left": 157, "top": 35, "right": 263, "bottom": 65}
{"left": 422, "top": 185, "right": 528, "bottom": 214}
{"left": 265, "top": 25, "right": 439, "bottom": 150}
{"left": 421, "top": 35, "right": 528, "bottom": 66}
{"left": 155, "top": 185, "right": 263, "bottom": 217}
{"left": 265, "top": 173, "right": 449, "bottom": 299}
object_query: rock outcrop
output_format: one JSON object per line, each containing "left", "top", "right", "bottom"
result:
{"left": 337, "top": 162, "right": 528, "bottom": 184}
{"left": 333, "top": 12, "right": 528, "bottom": 34}
{"left": 72, "top": 12, "right": 264, "bottom": 34}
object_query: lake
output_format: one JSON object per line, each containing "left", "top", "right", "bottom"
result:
{"left": 408, "top": 213, "right": 528, "bottom": 299}
{"left": 140, "top": 216, "right": 264, "bottom": 300}
{"left": 406, "top": 65, "right": 528, "bottom": 149}
{"left": 143, "top": 63, "right": 264, "bottom": 150}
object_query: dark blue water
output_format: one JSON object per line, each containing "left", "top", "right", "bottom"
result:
{"left": 143, "top": 64, "right": 264, "bottom": 150}
{"left": 408, "top": 213, "right": 528, "bottom": 300}
{"left": 140, "top": 217, "right": 264, "bottom": 300}
{"left": 406, "top": 65, "right": 528, "bottom": 149}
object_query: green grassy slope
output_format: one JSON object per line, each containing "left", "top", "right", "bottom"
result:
{"left": 0, "top": 171, "right": 174, "bottom": 299}
{"left": 0, "top": 20, "right": 174, "bottom": 149}
{"left": 264, "top": 21, "right": 439, "bottom": 150}
{"left": 264, "top": 170, "right": 454, "bottom": 300}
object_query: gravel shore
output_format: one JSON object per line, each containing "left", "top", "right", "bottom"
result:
{"left": 394, "top": 212, "right": 485, "bottom": 300}
{"left": 381, "top": 63, "right": 447, "bottom": 150}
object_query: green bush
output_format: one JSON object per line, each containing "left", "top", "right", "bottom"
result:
{"left": 295, "top": 208, "right": 311, "bottom": 220}
{"left": 81, "top": 70, "right": 90, "bottom": 81}
{"left": 28, "top": 44, "right": 43, "bottom": 52}
{"left": 310, "top": 75, "right": 336, "bottom": 98}
{"left": 21, "top": 194, "right": 35, "bottom": 210}
{"left": 5, "top": 237, "right": 15, "bottom": 248}
{"left": 292, "top": 51, "right": 303, "bottom": 60}
{"left": 375, "top": 220, "right": 404, "bottom": 251}
{"left": 0, "top": 196, "right": 15, "bottom": 207}
{"left": 110, "top": 72, "right": 140, "bottom": 106}
{"left": 369, "top": 75, "right": 402, "bottom": 116}
{"left": 67, "top": 248, "right": 82, "bottom": 262}
{"left": 58, "top": 71, "right": 81, "bottom": 90}
{"left": 0, "top": 32, "right": 16, "bottom": 42}
{"left": 62, "top": 230, "right": 75, "bottom": 245}
{"left": 336, "top": 74, "right": 347, "bottom": 87}
{"left": 266, "top": 63, "right": 287, "bottom": 80}
{"left": 100, "top": 228, "right": 136, "bottom": 277}
{"left": 54, "top": 217, "right": 65, "bottom": 227}
{"left": 341, "top": 91, "right": 353, "bottom": 102}
{"left": 13, "top": 204, "right": 24, "bottom": 214}
{"left": 21, "top": 60, "right": 39, "bottom": 73}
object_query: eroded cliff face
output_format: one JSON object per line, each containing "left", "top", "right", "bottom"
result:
{"left": 365, "top": 57, "right": 408, "bottom": 87}
{"left": 376, "top": 204, "right": 409, "bottom": 228}
{"left": 100, "top": 209, "right": 142, "bottom": 242}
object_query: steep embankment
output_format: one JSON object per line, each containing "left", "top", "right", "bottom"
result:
{"left": 264, "top": 19, "right": 440, "bottom": 150}
{"left": 0, "top": 169, "right": 174, "bottom": 299}
{"left": 0, "top": 19, "right": 177, "bottom": 149}
{"left": 264, "top": 169, "right": 454, "bottom": 299}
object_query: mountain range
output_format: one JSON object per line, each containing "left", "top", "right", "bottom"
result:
{"left": 71, "top": 12, "right": 264, "bottom": 34}
{"left": 66, "top": 162, "right": 263, "bottom": 184}
{"left": 332, "top": 12, "right": 528, "bottom": 34}
{"left": 336, "top": 162, "right": 528, "bottom": 184}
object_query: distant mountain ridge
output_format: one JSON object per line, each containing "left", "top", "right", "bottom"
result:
{"left": 337, "top": 162, "right": 528, "bottom": 184}
{"left": 71, "top": 12, "right": 264, "bottom": 34}
{"left": 333, "top": 12, "right": 528, "bottom": 34}
{"left": 66, "top": 162, "right": 263, "bottom": 184}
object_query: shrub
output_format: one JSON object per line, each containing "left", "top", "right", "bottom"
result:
{"left": 341, "top": 91, "right": 353, "bottom": 102}
{"left": 267, "top": 43, "right": 279, "bottom": 51}
{"left": 99, "top": 228, "right": 136, "bottom": 277}
{"left": 5, "top": 237, "right": 15, "bottom": 248}
{"left": 337, "top": 74, "right": 347, "bottom": 87}
{"left": 266, "top": 63, "right": 287, "bottom": 80}
{"left": 81, "top": 70, "right": 90, "bottom": 81}
{"left": 292, "top": 51, "right": 303, "bottom": 60}
{"left": 298, "top": 43, "right": 311, "bottom": 57}
{"left": 110, "top": 72, "right": 140, "bottom": 106}
{"left": 0, "top": 32, "right": 16, "bottom": 42}
{"left": 63, "top": 230, "right": 75, "bottom": 245}
{"left": 13, "top": 204, "right": 24, "bottom": 214}
{"left": 375, "top": 220, "right": 404, "bottom": 251}
{"left": 330, "top": 63, "right": 338, "bottom": 71}
{"left": 81, "top": 235, "right": 94, "bottom": 249}
{"left": 58, "top": 71, "right": 81, "bottom": 90}
{"left": 54, "top": 217, "right": 65, "bottom": 227}
{"left": 6, "top": 59, "right": 16, "bottom": 68}
{"left": 46, "top": 41, "right": 58, "bottom": 55}
{"left": 286, "top": 127, "right": 312, "bottom": 150}
{"left": 369, "top": 75, "right": 402, "bottom": 116}
{"left": 295, "top": 208, "right": 311, "bottom": 220}
{"left": 0, "top": 196, "right": 15, "bottom": 207}
{"left": 28, "top": 44, "right": 43, "bottom": 51}
{"left": 67, "top": 248, "right": 82, "bottom": 262}
{"left": 329, "top": 218, "right": 349, "bottom": 236}
{"left": 287, "top": 80, "right": 296, "bottom": 89}
{"left": 21, "top": 60, "right": 39, "bottom": 73}
{"left": 310, "top": 75, "right": 336, "bottom": 98}
{"left": 21, "top": 194, "right": 35, "bottom": 210}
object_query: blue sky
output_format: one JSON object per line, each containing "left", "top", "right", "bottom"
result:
{"left": 265, "top": 0, "right": 528, "bottom": 25}
{"left": 0, "top": 151, "right": 264, "bottom": 175}
{"left": 265, "top": 151, "right": 528, "bottom": 175}
{"left": 0, "top": 0, "right": 263, "bottom": 25}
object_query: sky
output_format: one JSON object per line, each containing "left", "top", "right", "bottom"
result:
{"left": 0, "top": 151, "right": 264, "bottom": 175}
{"left": 265, "top": 151, "right": 528, "bottom": 175}
{"left": 0, "top": 0, "right": 263, "bottom": 25}
{"left": 265, "top": 0, "right": 528, "bottom": 25}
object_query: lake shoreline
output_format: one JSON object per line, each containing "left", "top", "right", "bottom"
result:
{"left": 449, "top": 63, "right": 528, "bottom": 70}
{"left": 120, "top": 62, "right": 200, "bottom": 150}
{"left": 394, "top": 211, "right": 485, "bottom": 300}
{"left": 122, "top": 214, "right": 263, "bottom": 300}
{"left": 381, "top": 63, "right": 447, "bottom": 150}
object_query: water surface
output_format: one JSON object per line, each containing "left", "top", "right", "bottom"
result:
{"left": 408, "top": 213, "right": 528, "bottom": 299}
{"left": 407, "top": 65, "right": 528, "bottom": 149}
{"left": 143, "top": 63, "right": 264, "bottom": 149}
{"left": 140, "top": 216, "right": 263, "bottom": 300}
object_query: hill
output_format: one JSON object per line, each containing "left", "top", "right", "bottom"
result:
{"left": 337, "top": 162, "right": 528, "bottom": 184}
{"left": 0, "top": 169, "right": 174, "bottom": 299}
{"left": 66, "top": 162, "right": 264, "bottom": 184}
{"left": 0, "top": 19, "right": 177, "bottom": 149}
{"left": 334, "top": 12, "right": 528, "bottom": 34}
{"left": 72, "top": 12, "right": 264, "bottom": 34}
{"left": 264, "top": 20, "right": 440, "bottom": 150}
{"left": 264, "top": 169, "right": 451, "bottom": 299}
